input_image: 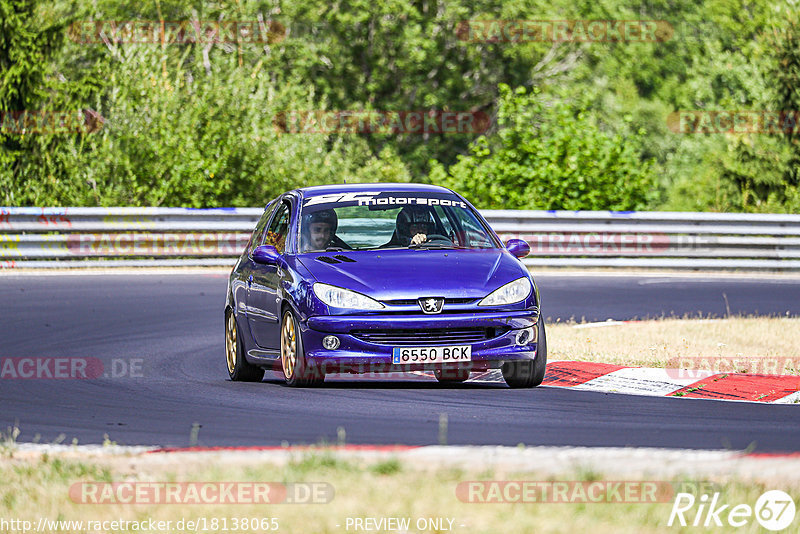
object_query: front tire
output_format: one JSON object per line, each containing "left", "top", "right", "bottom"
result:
{"left": 502, "top": 317, "right": 548, "bottom": 388}
{"left": 280, "top": 310, "right": 324, "bottom": 387}
{"left": 226, "top": 310, "right": 264, "bottom": 382}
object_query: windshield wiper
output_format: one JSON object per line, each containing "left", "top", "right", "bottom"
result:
{"left": 408, "top": 243, "right": 465, "bottom": 250}
{"left": 325, "top": 247, "right": 345, "bottom": 252}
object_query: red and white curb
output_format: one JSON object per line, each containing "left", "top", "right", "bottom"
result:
{"left": 413, "top": 364, "right": 800, "bottom": 403}
{"left": 541, "top": 361, "right": 800, "bottom": 404}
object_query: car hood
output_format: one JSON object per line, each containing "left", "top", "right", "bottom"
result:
{"left": 297, "top": 248, "right": 528, "bottom": 301}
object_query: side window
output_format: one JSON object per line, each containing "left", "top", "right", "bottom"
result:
{"left": 262, "top": 202, "right": 291, "bottom": 253}
{"left": 247, "top": 202, "right": 277, "bottom": 255}
{"left": 447, "top": 207, "right": 494, "bottom": 248}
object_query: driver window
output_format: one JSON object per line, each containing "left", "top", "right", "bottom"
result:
{"left": 262, "top": 202, "right": 290, "bottom": 253}
{"left": 247, "top": 202, "right": 277, "bottom": 255}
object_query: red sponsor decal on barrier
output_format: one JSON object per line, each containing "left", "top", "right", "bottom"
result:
{"left": 666, "top": 357, "right": 800, "bottom": 378}
{"left": 1, "top": 260, "right": 16, "bottom": 269}
{"left": 273, "top": 110, "right": 491, "bottom": 135}
{"left": 456, "top": 20, "right": 674, "bottom": 43}
{"left": 0, "top": 357, "right": 104, "bottom": 379}
{"left": 68, "top": 20, "right": 286, "bottom": 45}
{"left": 65, "top": 233, "right": 250, "bottom": 256}
{"left": 667, "top": 110, "right": 800, "bottom": 134}
{"left": 0, "top": 210, "right": 9, "bottom": 225}
{"left": 456, "top": 481, "right": 713, "bottom": 503}
{"left": 69, "top": 482, "right": 333, "bottom": 504}
{"left": 37, "top": 208, "right": 71, "bottom": 226}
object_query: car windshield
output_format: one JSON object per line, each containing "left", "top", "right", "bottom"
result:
{"left": 299, "top": 191, "right": 498, "bottom": 252}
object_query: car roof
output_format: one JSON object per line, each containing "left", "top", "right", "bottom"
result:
{"left": 295, "top": 183, "right": 454, "bottom": 197}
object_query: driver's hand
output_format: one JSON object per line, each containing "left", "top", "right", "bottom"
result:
{"left": 411, "top": 233, "right": 427, "bottom": 245}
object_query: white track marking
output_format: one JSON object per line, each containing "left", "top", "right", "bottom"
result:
{"left": 573, "top": 367, "right": 716, "bottom": 396}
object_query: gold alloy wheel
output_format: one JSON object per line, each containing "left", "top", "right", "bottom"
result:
{"left": 226, "top": 312, "right": 237, "bottom": 374}
{"left": 281, "top": 313, "right": 297, "bottom": 380}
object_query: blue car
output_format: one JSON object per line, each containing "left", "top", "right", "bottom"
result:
{"left": 225, "top": 183, "right": 546, "bottom": 387}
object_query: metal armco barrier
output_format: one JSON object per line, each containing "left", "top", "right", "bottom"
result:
{"left": 1, "top": 207, "right": 800, "bottom": 270}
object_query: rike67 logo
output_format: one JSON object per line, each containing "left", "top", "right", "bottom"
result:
{"left": 668, "top": 490, "right": 796, "bottom": 531}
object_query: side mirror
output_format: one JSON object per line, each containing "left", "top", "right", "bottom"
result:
{"left": 252, "top": 245, "right": 280, "bottom": 265}
{"left": 505, "top": 239, "right": 530, "bottom": 259}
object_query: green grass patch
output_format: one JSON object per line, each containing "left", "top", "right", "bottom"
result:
{"left": 2, "top": 451, "right": 799, "bottom": 533}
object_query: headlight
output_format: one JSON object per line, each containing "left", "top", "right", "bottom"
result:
{"left": 478, "top": 277, "right": 532, "bottom": 306}
{"left": 313, "top": 283, "right": 384, "bottom": 310}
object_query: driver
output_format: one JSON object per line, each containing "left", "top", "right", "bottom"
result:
{"left": 395, "top": 206, "right": 436, "bottom": 246}
{"left": 301, "top": 209, "right": 337, "bottom": 251}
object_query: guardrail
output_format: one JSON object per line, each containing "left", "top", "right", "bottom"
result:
{"left": 1, "top": 207, "right": 800, "bottom": 270}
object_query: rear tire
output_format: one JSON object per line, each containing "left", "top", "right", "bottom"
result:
{"left": 281, "top": 310, "right": 325, "bottom": 387}
{"left": 226, "top": 310, "right": 265, "bottom": 382}
{"left": 434, "top": 367, "right": 470, "bottom": 383}
{"left": 502, "top": 317, "right": 548, "bottom": 388}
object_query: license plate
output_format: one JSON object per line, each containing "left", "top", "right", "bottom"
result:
{"left": 391, "top": 345, "right": 472, "bottom": 364}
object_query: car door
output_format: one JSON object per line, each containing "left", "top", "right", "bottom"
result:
{"left": 236, "top": 201, "right": 275, "bottom": 336}
{"left": 247, "top": 199, "right": 291, "bottom": 350}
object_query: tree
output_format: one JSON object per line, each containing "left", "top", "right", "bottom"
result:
{"left": 771, "top": 8, "right": 800, "bottom": 189}
{"left": 430, "top": 84, "right": 654, "bottom": 210}
{"left": 0, "top": 0, "right": 66, "bottom": 112}
{"left": 0, "top": 0, "right": 69, "bottom": 203}
{"left": 709, "top": 4, "right": 800, "bottom": 213}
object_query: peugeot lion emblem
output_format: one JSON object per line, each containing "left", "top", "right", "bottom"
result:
{"left": 418, "top": 297, "right": 445, "bottom": 314}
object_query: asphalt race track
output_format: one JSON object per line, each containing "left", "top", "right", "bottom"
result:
{"left": 2, "top": 272, "right": 799, "bottom": 451}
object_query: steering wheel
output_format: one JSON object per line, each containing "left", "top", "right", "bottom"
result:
{"left": 422, "top": 233, "right": 453, "bottom": 244}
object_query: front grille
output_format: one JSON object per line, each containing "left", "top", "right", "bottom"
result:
{"left": 382, "top": 297, "right": 477, "bottom": 306}
{"left": 350, "top": 327, "right": 508, "bottom": 345}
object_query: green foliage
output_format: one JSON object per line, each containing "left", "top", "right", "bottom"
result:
{"left": 0, "top": 0, "right": 66, "bottom": 111}
{"left": 369, "top": 458, "right": 402, "bottom": 475}
{"left": 684, "top": 3, "right": 800, "bottom": 213}
{"left": 432, "top": 85, "right": 655, "bottom": 210}
{"left": 769, "top": 7, "right": 800, "bottom": 189}
{"left": 0, "top": 0, "right": 72, "bottom": 199}
{"left": 1, "top": 0, "right": 799, "bottom": 211}
{"left": 2, "top": 0, "right": 409, "bottom": 206}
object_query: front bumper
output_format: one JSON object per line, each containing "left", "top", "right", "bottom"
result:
{"left": 300, "top": 310, "right": 540, "bottom": 374}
